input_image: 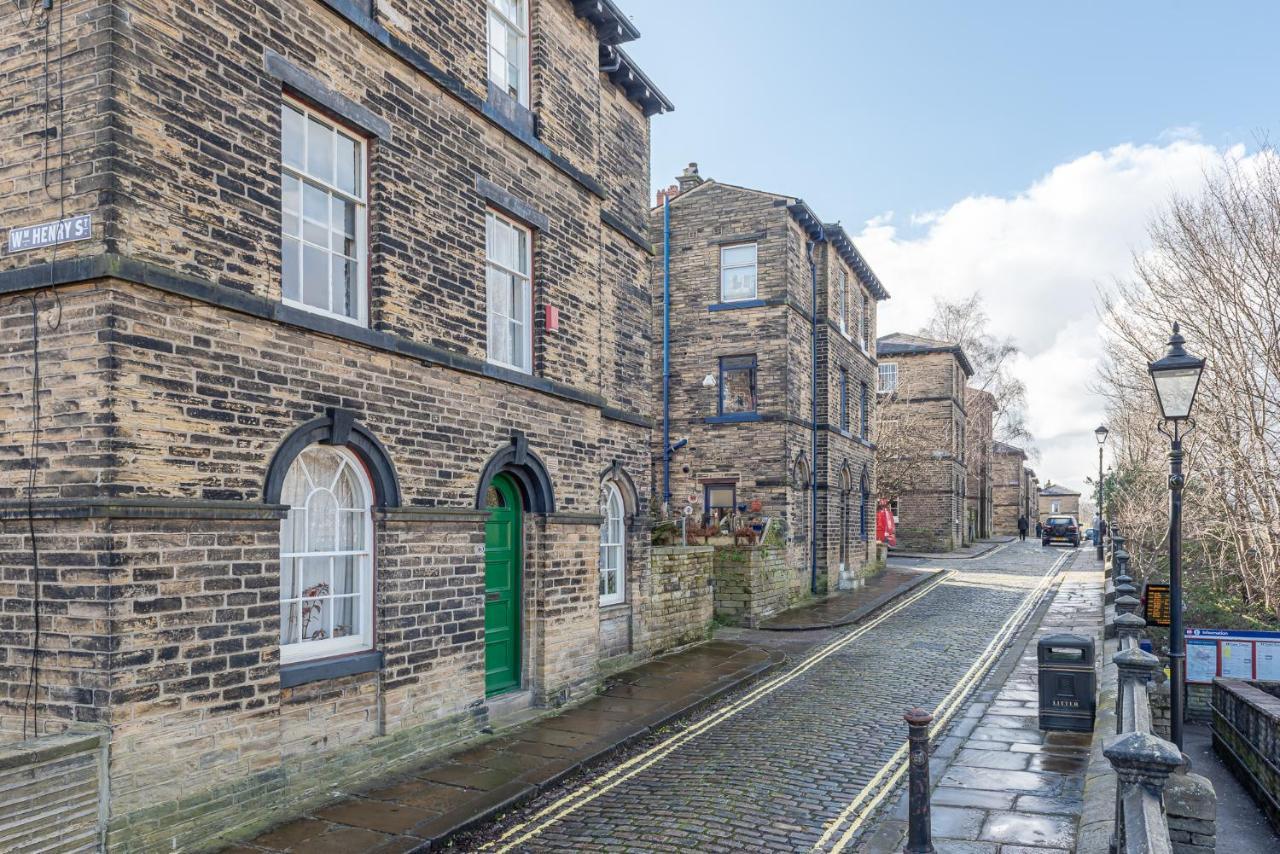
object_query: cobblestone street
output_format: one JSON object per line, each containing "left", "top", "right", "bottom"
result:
{"left": 466, "top": 541, "right": 1086, "bottom": 852}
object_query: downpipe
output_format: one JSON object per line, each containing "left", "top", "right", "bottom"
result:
{"left": 807, "top": 233, "right": 823, "bottom": 595}
{"left": 661, "top": 192, "right": 672, "bottom": 509}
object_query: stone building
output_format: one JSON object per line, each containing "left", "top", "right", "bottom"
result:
{"left": 965, "top": 388, "right": 996, "bottom": 541}
{"left": 652, "top": 165, "right": 888, "bottom": 595}
{"left": 875, "top": 334, "right": 973, "bottom": 552}
{"left": 992, "top": 441, "right": 1029, "bottom": 535}
{"left": 1039, "top": 483, "right": 1082, "bottom": 522}
{"left": 1024, "top": 467, "right": 1040, "bottom": 523}
{"left": 0, "top": 0, "right": 675, "bottom": 849}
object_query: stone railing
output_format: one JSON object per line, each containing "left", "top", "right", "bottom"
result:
{"left": 0, "top": 728, "right": 107, "bottom": 853}
{"left": 1079, "top": 536, "right": 1216, "bottom": 853}
{"left": 1212, "top": 677, "right": 1280, "bottom": 833}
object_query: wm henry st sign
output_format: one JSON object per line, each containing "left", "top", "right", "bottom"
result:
{"left": 6, "top": 214, "right": 92, "bottom": 253}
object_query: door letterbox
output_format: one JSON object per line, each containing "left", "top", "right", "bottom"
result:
{"left": 1037, "top": 634, "right": 1096, "bottom": 732}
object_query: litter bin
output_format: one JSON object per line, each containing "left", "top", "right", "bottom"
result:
{"left": 1037, "top": 634, "right": 1095, "bottom": 732}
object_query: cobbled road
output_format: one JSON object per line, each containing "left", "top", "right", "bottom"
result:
{"left": 473, "top": 541, "right": 1078, "bottom": 853}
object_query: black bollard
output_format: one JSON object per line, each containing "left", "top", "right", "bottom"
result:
{"left": 904, "top": 707, "right": 935, "bottom": 854}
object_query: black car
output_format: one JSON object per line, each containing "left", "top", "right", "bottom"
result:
{"left": 1042, "top": 515, "right": 1081, "bottom": 547}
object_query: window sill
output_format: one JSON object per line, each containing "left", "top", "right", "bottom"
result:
{"left": 708, "top": 299, "right": 766, "bottom": 312}
{"left": 705, "top": 413, "right": 763, "bottom": 424}
{"left": 280, "top": 649, "right": 382, "bottom": 689}
{"left": 600, "top": 600, "right": 630, "bottom": 613}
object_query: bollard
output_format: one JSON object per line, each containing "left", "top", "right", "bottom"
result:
{"left": 903, "top": 707, "right": 935, "bottom": 854}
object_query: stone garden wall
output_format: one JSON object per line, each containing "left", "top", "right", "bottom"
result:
{"left": 712, "top": 545, "right": 804, "bottom": 627}
{"left": 1212, "top": 678, "right": 1280, "bottom": 834}
{"left": 639, "top": 547, "right": 715, "bottom": 656}
{"left": 0, "top": 729, "right": 105, "bottom": 852}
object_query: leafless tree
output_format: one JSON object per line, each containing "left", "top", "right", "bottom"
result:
{"left": 875, "top": 371, "right": 948, "bottom": 502}
{"left": 1098, "top": 148, "right": 1280, "bottom": 619}
{"left": 923, "top": 292, "right": 1035, "bottom": 449}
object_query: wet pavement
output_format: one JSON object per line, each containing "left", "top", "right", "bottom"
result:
{"left": 889, "top": 536, "right": 1016, "bottom": 561}
{"left": 758, "top": 565, "right": 940, "bottom": 630}
{"left": 864, "top": 556, "right": 1102, "bottom": 853}
{"left": 459, "top": 540, "right": 1079, "bottom": 852}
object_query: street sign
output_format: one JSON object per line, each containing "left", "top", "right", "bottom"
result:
{"left": 6, "top": 214, "right": 92, "bottom": 253}
{"left": 1143, "top": 582, "right": 1171, "bottom": 627}
{"left": 1185, "top": 628, "right": 1280, "bottom": 682}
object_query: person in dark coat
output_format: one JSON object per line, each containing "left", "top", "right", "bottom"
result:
{"left": 1017, "top": 514, "right": 1028, "bottom": 541}
{"left": 1035, "top": 520, "right": 1043, "bottom": 538}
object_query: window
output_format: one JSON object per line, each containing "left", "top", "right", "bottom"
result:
{"left": 878, "top": 362, "right": 898, "bottom": 393}
{"left": 720, "top": 243, "right": 757, "bottom": 302}
{"left": 860, "top": 382, "right": 869, "bottom": 439}
{"left": 1051, "top": 501, "right": 1061, "bottom": 514}
{"left": 600, "top": 482, "right": 625, "bottom": 606}
{"left": 718, "top": 355, "right": 757, "bottom": 414}
{"left": 486, "top": 210, "right": 533, "bottom": 373}
{"left": 279, "top": 446, "right": 374, "bottom": 663}
{"left": 704, "top": 483, "right": 735, "bottom": 525}
{"left": 835, "top": 269, "right": 847, "bottom": 335}
{"left": 839, "top": 368, "right": 850, "bottom": 432}
{"left": 860, "top": 291, "right": 870, "bottom": 348}
{"left": 487, "top": 0, "right": 528, "bottom": 105}
{"left": 281, "top": 100, "right": 367, "bottom": 325}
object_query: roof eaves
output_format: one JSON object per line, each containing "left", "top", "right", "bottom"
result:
{"left": 823, "top": 222, "right": 889, "bottom": 301}
{"left": 599, "top": 45, "right": 674, "bottom": 116}
{"left": 573, "top": 0, "right": 641, "bottom": 45}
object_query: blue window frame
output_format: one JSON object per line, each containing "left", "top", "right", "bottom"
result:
{"left": 719, "top": 355, "right": 757, "bottom": 415}
{"left": 839, "top": 368, "right": 849, "bottom": 432}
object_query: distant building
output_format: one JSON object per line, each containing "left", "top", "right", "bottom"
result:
{"left": 875, "top": 333, "right": 974, "bottom": 551}
{"left": 1024, "top": 467, "right": 1040, "bottom": 523}
{"left": 1038, "top": 483, "right": 1082, "bottom": 522}
{"left": 965, "top": 389, "right": 996, "bottom": 540}
{"left": 992, "top": 441, "right": 1028, "bottom": 535}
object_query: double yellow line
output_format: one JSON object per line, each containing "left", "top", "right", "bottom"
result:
{"left": 481, "top": 569, "right": 955, "bottom": 853}
{"left": 812, "top": 550, "right": 1072, "bottom": 852}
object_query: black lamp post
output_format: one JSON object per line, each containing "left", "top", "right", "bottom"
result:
{"left": 1148, "top": 321, "right": 1205, "bottom": 751}
{"left": 1094, "top": 424, "right": 1109, "bottom": 561}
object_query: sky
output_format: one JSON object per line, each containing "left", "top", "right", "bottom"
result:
{"left": 623, "top": 0, "right": 1280, "bottom": 494}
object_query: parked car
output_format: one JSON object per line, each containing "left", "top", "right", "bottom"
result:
{"left": 1084, "top": 528, "right": 1096, "bottom": 544}
{"left": 1042, "top": 515, "right": 1081, "bottom": 547}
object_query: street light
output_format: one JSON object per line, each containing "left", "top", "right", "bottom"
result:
{"left": 1147, "top": 321, "right": 1205, "bottom": 751}
{"left": 1094, "top": 424, "right": 1109, "bottom": 562}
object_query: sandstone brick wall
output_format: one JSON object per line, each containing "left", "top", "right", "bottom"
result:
{"left": 992, "top": 447, "right": 1028, "bottom": 535}
{"left": 0, "top": 729, "right": 105, "bottom": 852}
{"left": 712, "top": 545, "right": 801, "bottom": 627}
{"left": 1039, "top": 491, "right": 1081, "bottom": 523}
{"left": 639, "top": 546, "right": 714, "bottom": 655}
{"left": 876, "top": 350, "right": 967, "bottom": 551}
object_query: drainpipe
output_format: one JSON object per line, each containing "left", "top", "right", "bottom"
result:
{"left": 807, "top": 231, "right": 823, "bottom": 595}
{"left": 661, "top": 191, "right": 672, "bottom": 509}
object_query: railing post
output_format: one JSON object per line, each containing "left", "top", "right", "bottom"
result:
{"left": 903, "top": 707, "right": 935, "bottom": 854}
{"left": 1104, "top": 731, "right": 1182, "bottom": 853}
{"left": 1114, "top": 646, "right": 1160, "bottom": 733}
{"left": 1115, "top": 613, "right": 1146, "bottom": 644}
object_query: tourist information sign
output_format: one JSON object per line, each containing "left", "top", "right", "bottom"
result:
{"left": 1185, "top": 628, "right": 1280, "bottom": 683}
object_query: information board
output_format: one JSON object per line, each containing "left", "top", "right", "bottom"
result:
{"left": 1143, "top": 583, "right": 1171, "bottom": 627}
{"left": 1184, "top": 628, "right": 1280, "bottom": 683}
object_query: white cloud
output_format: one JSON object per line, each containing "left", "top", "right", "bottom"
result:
{"left": 856, "top": 139, "right": 1241, "bottom": 494}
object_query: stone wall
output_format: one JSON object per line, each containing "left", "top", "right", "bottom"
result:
{"left": 1212, "top": 678, "right": 1280, "bottom": 834}
{"left": 639, "top": 547, "right": 714, "bottom": 656}
{"left": 711, "top": 545, "right": 802, "bottom": 627}
{"left": 0, "top": 729, "right": 105, "bottom": 853}
{"left": 992, "top": 446, "right": 1028, "bottom": 535}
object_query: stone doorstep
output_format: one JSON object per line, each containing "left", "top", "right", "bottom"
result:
{"left": 234, "top": 640, "right": 786, "bottom": 852}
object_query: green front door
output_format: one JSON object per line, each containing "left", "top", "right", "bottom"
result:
{"left": 484, "top": 473, "right": 522, "bottom": 696}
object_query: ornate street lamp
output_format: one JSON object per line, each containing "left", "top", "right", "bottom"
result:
{"left": 1148, "top": 321, "right": 1205, "bottom": 751}
{"left": 1094, "top": 424, "right": 1108, "bottom": 562}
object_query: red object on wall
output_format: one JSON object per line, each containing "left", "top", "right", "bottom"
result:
{"left": 544, "top": 304, "right": 560, "bottom": 331}
{"left": 876, "top": 499, "right": 897, "bottom": 547}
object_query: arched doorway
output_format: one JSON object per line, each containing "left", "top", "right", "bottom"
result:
{"left": 483, "top": 473, "right": 523, "bottom": 696}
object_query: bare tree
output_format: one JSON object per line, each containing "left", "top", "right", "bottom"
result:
{"left": 875, "top": 370, "right": 948, "bottom": 502}
{"left": 923, "top": 292, "right": 1034, "bottom": 448}
{"left": 1098, "top": 148, "right": 1280, "bottom": 619}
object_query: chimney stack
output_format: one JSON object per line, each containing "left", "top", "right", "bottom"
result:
{"left": 677, "top": 162, "right": 703, "bottom": 193}
{"left": 655, "top": 183, "right": 681, "bottom": 206}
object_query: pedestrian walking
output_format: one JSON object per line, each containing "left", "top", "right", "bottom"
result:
{"left": 1035, "top": 520, "right": 1043, "bottom": 539}
{"left": 1017, "top": 514, "right": 1028, "bottom": 541}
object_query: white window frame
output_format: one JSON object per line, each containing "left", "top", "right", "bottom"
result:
{"left": 600, "top": 482, "right": 626, "bottom": 606}
{"left": 878, "top": 362, "right": 898, "bottom": 393}
{"left": 485, "top": 209, "right": 534, "bottom": 373}
{"left": 280, "top": 98, "right": 368, "bottom": 327}
{"left": 487, "top": 0, "right": 530, "bottom": 107}
{"left": 279, "top": 446, "right": 375, "bottom": 665}
{"left": 720, "top": 242, "right": 758, "bottom": 302}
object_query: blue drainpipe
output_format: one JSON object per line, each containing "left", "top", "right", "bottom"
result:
{"left": 661, "top": 192, "right": 673, "bottom": 508}
{"left": 807, "top": 229, "right": 823, "bottom": 595}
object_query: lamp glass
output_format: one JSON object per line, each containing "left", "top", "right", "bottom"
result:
{"left": 1152, "top": 366, "right": 1201, "bottom": 420}
{"left": 1095, "top": 425, "right": 1109, "bottom": 444}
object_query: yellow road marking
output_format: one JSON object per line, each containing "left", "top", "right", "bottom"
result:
{"left": 816, "top": 550, "right": 1071, "bottom": 852}
{"left": 481, "top": 569, "right": 956, "bottom": 852}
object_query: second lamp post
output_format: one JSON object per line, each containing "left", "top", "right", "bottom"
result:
{"left": 1094, "top": 424, "right": 1108, "bottom": 561}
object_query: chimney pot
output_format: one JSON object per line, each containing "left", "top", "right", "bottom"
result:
{"left": 676, "top": 163, "right": 703, "bottom": 193}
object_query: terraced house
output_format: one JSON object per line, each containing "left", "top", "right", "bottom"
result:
{"left": 652, "top": 165, "right": 888, "bottom": 596}
{"left": 0, "top": 0, "right": 672, "bottom": 849}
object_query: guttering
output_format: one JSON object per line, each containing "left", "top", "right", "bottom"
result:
{"left": 661, "top": 192, "right": 672, "bottom": 507}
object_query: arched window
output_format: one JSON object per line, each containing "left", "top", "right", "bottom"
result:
{"left": 792, "top": 456, "right": 810, "bottom": 545}
{"left": 279, "top": 446, "right": 374, "bottom": 662}
{"left": 839, "top": 467, "right": 852, "bottom": 568}
{"left": 600, "top": 482, "right": 626, "bottom": 606}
